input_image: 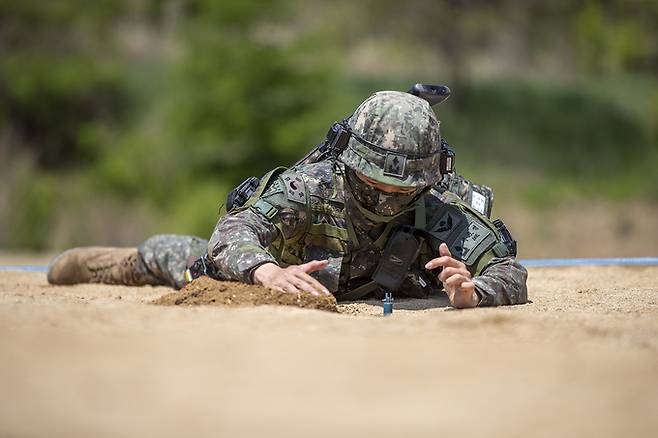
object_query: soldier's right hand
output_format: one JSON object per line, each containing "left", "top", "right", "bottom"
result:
{"left": 252, "top": 260, "right": 331, "bottom": 296}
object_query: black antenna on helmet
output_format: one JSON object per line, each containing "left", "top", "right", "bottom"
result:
{"left": 407, "top": 84, "right": 455, "bottom": 174}
{"left": 407, "top": 83, "right": 451, "bottom": 106}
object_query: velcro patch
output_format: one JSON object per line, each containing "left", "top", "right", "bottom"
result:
{"left": 428, "top": 208, "right": 467, "bottom": 242}
{"left": 262, "top": 179, "right": 284, "bottom": 197}
{"left": 283, "top": 174, "right": 306, "bottom": 204}
{"left": 383, "top": 152, "right": 406, "bottom": 178}
{"left": 470, "top": 191, "right": 487, "bottom": 215}
{"left": 451, "top": 220, "right": 497, "bottom": 265}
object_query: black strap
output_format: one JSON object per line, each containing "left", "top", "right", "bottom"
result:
{"left": 336, "top": 281, "right": 379, "bottom": 301}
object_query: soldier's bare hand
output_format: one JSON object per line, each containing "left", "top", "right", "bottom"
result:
{"left": 425, "top": 243, "right": 479, "bottom": 309}
{"left": 252, "top": 260, "right": 331, "bottom": 296}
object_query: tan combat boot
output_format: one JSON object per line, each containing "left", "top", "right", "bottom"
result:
{"left": 47, "top": 247, "right": 163, "bottom": 286}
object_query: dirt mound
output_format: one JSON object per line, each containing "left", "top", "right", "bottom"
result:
{"left": 153, "top": 276, "right": 338, "bottom": 312}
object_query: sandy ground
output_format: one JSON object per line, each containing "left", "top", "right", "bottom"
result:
{"left": 497, "top": 201, "right": 658, "bottom": 259}
{"left": 1, "top": 266, "right": 657, "bottom": 438}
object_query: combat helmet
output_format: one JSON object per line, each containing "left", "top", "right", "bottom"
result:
{"left": 338, "top": 91, "right": 442, "bottom": 188}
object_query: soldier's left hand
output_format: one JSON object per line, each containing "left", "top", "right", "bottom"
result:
{"left": 425, "top": 243, "right": 480, "bottom": 309}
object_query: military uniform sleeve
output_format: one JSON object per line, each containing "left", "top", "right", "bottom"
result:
{"left": 207, "top": 171, "right": 309, "bottom": 283}
{"left": 472, "top": 256, "right": 528, "bottom": 306}
{"left": 207, "top": 208, "right": 279, "bottom": 283}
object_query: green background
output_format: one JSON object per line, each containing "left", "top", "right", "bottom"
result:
{"left": 1, "top": 0, "right": 656, "bottom": 251}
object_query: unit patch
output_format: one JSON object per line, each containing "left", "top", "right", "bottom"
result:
{"left": 428, "top": 208, "right": 467, "bottom": 243}
{"left": 262, "top": 179, "right": 284, "bottom": 197}
{"left": 383, "top": 152, "right": 406, "bottom": 178}
{"left": 451, "top": 220, "right": 497, "bottom": 265}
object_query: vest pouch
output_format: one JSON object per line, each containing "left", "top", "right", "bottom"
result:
{"left": 372, "top": 225, "right": 423, "bottom": 292}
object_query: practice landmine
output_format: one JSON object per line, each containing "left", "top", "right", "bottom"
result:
{"left": 383, "top": 292, "right": 394, "bottom": 316}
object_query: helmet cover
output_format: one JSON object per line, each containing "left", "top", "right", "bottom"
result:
{"left": 339, "top": 91, "right": 442, "bottom": 188}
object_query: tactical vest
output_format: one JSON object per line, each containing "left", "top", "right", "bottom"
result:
{"left": 239, "top": 161, "right": 511, "bottom": 301}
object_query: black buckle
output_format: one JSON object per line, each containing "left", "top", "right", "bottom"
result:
{"left": 226, "top": 176, "right": 261, "bottom": 211}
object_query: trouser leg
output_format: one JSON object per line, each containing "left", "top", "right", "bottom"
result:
{"left": 138, "top": 234, "right": 208, "bottom": 289}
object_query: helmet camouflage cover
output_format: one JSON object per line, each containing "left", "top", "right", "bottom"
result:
{"left": 339, "top": 91, "right": 442, "bottom": 187}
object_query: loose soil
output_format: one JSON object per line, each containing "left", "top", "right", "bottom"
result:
{"left": 1, "top": 265, "right": 657, "bottom": 438}
{"left": 154, "top": 276, "right": 338, "bottom": 312}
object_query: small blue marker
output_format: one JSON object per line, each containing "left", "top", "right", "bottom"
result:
{"left": 383, "top": 292, "right": 394, "bottom": 316}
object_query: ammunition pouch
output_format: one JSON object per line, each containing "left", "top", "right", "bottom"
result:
{"left": 337, "top": 224, "right": 427, "bottom": 301}
{"left": 372, "top": 225, "right": 425, "bottom": 292}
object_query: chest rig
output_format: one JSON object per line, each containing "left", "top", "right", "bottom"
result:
{"left": 291, "top": 162, "right": 433, "bottom": 300}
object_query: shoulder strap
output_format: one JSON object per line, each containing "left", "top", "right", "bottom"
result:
{"left": 335, "top": 280, "right": 379, "bottom": 302}
{"left": 414, "top": 196, "right": 426, "bottom": 231}
{"left": 225, "top": 166, "right": 289, "bottom": 217}
{"left": 239, "top": 166, "right": 288, "bottom": 210}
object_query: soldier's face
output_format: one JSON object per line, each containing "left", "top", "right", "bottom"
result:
{"left": 347, "top": 170, "right": 423, "bottom": 217}
{"left": 354, "top": 172, "right": 417, "bottom": 194}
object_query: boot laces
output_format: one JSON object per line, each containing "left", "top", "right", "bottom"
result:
{"left": 88, "top": 252, "right": 140, "bottom": 284}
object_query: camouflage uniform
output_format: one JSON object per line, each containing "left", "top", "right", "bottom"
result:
{"left": 138, "top": 91, "right": 527, "bottom": 305}
{"left": 138, "top": 234, "right": 208, "bottom": 289}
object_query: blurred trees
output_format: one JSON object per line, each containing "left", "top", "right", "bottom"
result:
{"left": 0, "top": 0, "right": 129, "bottom": 168}
{"left": 0, "top": 0, "right": 656, "bottom": 249}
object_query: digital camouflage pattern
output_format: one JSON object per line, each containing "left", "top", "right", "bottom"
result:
{"left": 136, "top": 91, "right": 527, "bottom": 304}
{"left": 137, "top": 163, "right": 528, "bottom": 305}
{"left": 196, "top": 160, "right": 528, "bottom": 304}
{"left": 339, "top": 91, "right": 443, "bottom": 188}
{"left": 139, "top": 234, "right": 207, "bottom": 289}
{"left": 344, "top": 168, "right": 421, "bottom": 217}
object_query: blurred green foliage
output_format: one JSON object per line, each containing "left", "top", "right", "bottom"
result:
{"left": 0, "top": 0, "right": 656, "bottom": 249}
